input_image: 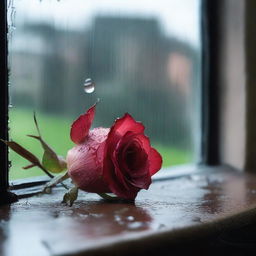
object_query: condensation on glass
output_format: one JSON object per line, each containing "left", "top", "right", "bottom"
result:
{"left": 8, "top": 0, "right": 201, "bottom": 180}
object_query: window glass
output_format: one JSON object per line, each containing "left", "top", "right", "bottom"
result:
{"left": 8, "top": 0, "right": 201, "bottom": 180}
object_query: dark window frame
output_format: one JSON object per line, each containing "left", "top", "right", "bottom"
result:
{"left": 0, "top": 0, "right": 218, "bottom": 204}
{"left": 201, "top": 0, "right": 220, "bottom": 165}
{"left": 0, "top": 0, "right": 17, "bottom": 204}
{"left": 0, "top": 0, "right": 8, "bottom": 191}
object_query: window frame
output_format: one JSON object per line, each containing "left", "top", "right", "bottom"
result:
{"left": 2, "top": 1, "right": 256, "bottom": 254}
{"left": 0, "top": 0, "right": 9, "bottom": 192}
{"left": 0, "top": 0, "right": 218, "bottom": 203}
{"left": 0, "top": 0, "right": 17, "bottom": 204}
{"left": 201, "top": 0, "right": 220, "bottom": 165}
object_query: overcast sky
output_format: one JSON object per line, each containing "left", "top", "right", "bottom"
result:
{"left": 13, "top": 0, "right": 201, "bottom": 47}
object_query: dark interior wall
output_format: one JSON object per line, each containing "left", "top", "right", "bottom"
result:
{"left": 215, "top": 0, "right": 256, "bottom": 172}
{"left": 215, "top": 0, "right": 246, "bottom": 170}
{"left": 245, "top": 0, "right": 256, "bottom": 172}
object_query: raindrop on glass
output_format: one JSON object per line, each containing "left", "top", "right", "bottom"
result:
{"left": 84, "top": 78, "right": 95, "bottom": 94}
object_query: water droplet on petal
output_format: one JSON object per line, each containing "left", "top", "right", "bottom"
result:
{"left": 127, "top": 216, "right": 135, "bottom": 221}
{"left": 127, "top": 222, "right": 144, "bottom": 229}
{"left": 84, "top": 78, "right": 95, "bottom": 94}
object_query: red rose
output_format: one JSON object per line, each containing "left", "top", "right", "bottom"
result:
{"left": 67, "top": 104, "right": 162, "bottom": 200}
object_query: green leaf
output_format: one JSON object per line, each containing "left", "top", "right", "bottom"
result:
{"left": 42, "top": 171, "right": 69, "bottom": 193}
{"left": 1, "top": 139, "right": 54, "bottom": 178}
{"left": 28, "top": 135, "right": 66, "bottom": 173}
{"left": 33, "top": 111, "right": 42, "bottom": 137}
{"left": 62, "top": 186, "right": 79, "bottom": 207}
{"left": 42, "top": 151, "right": 65, "bottom": 173}
{"left": 57, "top": 155, "right": 67, "bottom": 170}
{"left": 22, "top": 163, "right": 36, "bottom": 170}
{"left": 28, "top": 112, "right": 67, "bottom": 173}
{"left": 1, "top": 140, "right": 41, "bottom": 166}
{"left": 97, "top": 193, "right": 123, "bottom": 201}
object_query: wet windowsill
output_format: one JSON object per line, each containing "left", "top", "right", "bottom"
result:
{"left": 1, "top": 165, "right": 256, "bottom": 255}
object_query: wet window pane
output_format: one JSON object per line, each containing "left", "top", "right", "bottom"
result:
{"left": 8, "top": 0, "right": 201, "bottom": 180}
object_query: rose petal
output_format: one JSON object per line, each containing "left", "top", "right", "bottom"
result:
{"left": 105, "top": 131, "right": 151, "bottom": 198}
{"left": 70, "top": 103, "right": 96, "bottom": 144}
{"left": 67, "top": 144, "right": 100, "bottom": 190}
{"left": 67, "top": 128, "right": 110, "bottom": 193}
{"left": 89, "top": 127, "right": 110, "bottom": 144}
{"left": 103, "top": 151, "right": 139, "bottom": 199}
{"left": 103, "top": 114, "right": 145, "bottom": 195}
{"left": 149, "top": 148, "right": 162, "bottom": 176}
{"left": 103, "top": 113, "right": 162, "bottom": 200}
{"left": 134, "top": 133, "right": 151, "bottom": 155}
{"left": 116, "top": 132, "right": 149, "bottom": 176}
{"left": 110, "top": 113, "right": 145, "bottom": 139}
{"left": 121, "top": 143, "right": 151, "bottom": 189}
{"left": 105, "top": 114, "right": 145, "bottom": 158}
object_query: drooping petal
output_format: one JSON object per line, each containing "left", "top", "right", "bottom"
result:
{"left": 70, "top": 103, "right": 96, "bottom": 144}
{"left": 149, "top": 148, "right": 162, "bottom": 176}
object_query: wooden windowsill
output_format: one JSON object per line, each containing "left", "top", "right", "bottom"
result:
{"left": 1, "top": 166, "right": 256, "bottom": 255}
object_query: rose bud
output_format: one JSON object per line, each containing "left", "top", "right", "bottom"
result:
{"left": 67, "top": 104, "right": 162, "bottom": 200}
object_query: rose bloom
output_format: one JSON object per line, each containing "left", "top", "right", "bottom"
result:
{"left": 67, "top": 104, "right": 162, "bottom": 200}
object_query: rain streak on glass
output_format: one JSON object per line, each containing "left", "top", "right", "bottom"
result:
{"left": 84, "top": 78, "right": 95, "bottom": 94}
{"left": 8, "top": 0, "right": 201, "bottom": 181}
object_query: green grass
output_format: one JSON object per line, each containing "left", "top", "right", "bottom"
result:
{"left": 8, "top": 108, "right": 192, "bottom": 180}
{"left": 153, "top": 144, "right": 192, "bottom": 168}
{"left": 9, "top": 108, "right": 73, "bottom": 180}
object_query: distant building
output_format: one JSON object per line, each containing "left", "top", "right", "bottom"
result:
{"left": 10, "top": 15, "right": 200, "bottom": 148}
